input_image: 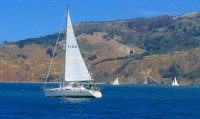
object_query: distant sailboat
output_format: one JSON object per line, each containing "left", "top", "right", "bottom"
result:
{"left": 143, "top": 76, "right": 159, "bottom": 84}
{"left": 143, "top": 76, "right": 148, "bottom": 84}
{"left": 112, "top": 77, "right": 119, "bottom": 85}
{"left": 43, "top": 6, "right": 102, "bottom": 98}
{"left": 172, "top": 77, "right": 179, "bottom": 86}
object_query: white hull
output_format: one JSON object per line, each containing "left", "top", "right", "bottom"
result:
{"left": 44, "top": 88, "right": 102, "bottom": 98}
{"left": 172, "top": 84, "right": 179, "bottom": 86}
{"left": 112, "top": 83, "right": 119, "bottom": 86}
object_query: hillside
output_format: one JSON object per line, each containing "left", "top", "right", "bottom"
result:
{"left": 1, "top": 11, "right": 200, "bottom": 84}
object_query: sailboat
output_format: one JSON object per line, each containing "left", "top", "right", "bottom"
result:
{"left": 172, "top": 77, "right": 179, "bottom": 86}
{"left": 43, "top": 6, "right": 102, "bottom": 98}
{"left": 112, "top": 77, "right": 119, "bottom": 85}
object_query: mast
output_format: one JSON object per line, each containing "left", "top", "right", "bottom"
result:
{"left": 63, "top": 5, "right": 69, "bottom": 87}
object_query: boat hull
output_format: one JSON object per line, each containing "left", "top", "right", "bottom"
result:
{"left": 44, "top": 88, "right": 102, "bottom": 98}
{"left": 112, "top": 84, "right": 119, "bottom": 86}
{"left": 172, "top": 84, "right": 179, "bottom": 86}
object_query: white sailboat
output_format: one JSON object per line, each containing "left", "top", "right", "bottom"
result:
{"left": 112, "top": 77, "right": 119, "bottom": 85}
{"left": 172, "top": 77, "right": 179, "bottom": 86}
{"left": 43, "top": 6, "right": 102, "bottom": 98}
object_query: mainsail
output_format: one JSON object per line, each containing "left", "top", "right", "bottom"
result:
{"left": 64, "top": 9, "right": 92, "bottom": 82}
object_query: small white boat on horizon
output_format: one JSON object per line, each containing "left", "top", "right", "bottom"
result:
{"left": 172, "top": 77, "right": 179, "bottom": 86}
{"left": 112, "top": 77, "right": 119, "bottom": 85}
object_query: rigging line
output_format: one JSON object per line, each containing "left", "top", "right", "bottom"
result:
{"left": 43, "top": 11, "right": 67, "bottom": 89}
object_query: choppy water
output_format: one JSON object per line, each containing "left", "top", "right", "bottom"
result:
{"left": 0, "top": 83, "right": 200, "bottom": 119}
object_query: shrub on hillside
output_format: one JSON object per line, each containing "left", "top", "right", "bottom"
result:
{"left": 188, "top": 68, "right": 200, "bottom": 80}
{"left": 46, "top": 48, "right": 57, "bottom": 58}
{"left": 88, "top": 55, "right": 97, "bottom": 61}
{"left": 159, "top": 64, "right": 184, "bottom": 78}
{"left": 17, "top": 54, "right": 28, "bottom": 59}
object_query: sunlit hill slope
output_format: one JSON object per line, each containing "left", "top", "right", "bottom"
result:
{"left": 1, "top": 11, "right": 200, "bottom": 84}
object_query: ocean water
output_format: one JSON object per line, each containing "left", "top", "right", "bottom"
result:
{"left": 0, "top": 83, "right": 200, "bottom": 119}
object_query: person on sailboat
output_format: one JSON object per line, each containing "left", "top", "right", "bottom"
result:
{"left": 89, "top": 84, "right": 93, "bottom": 90}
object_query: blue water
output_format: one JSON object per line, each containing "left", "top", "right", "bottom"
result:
{"left": 0, "top": 83, "right": 200, "bottom": 119}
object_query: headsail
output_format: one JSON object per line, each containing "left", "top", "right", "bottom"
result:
{"left": 64, "top": 8, "right": 92, "bottom": 82}
{"left": 174, "top": 77, "right": 179, "bottom": 85}
{"left": 112, "top": 77, "right": 119, "bottom": 85}
{"left": 172, "top": 80, "right": 174, "bottom": 85}
{"left": 172, "top": 77, "right": 179, "bottom": 86}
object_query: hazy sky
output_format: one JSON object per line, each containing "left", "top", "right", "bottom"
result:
{"left": 0, "top": 0, "right": 200, "bottom": 43}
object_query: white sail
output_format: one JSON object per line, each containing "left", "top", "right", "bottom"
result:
{"left": 112, "top": 77, "right": 119, "bottom": 85}
{"left": 172, "top": 77, "right": 179, "bottom": 86}
{"left": 172, "top": 80, "right": 175, "bottom": 85}
{"left": 143, "top": 77, "right": 148, "bottom": 84}
{"left": 174, "top": 77, "right": 179, "bottom": 85}
{"left": 64, "top": 9, "right": 92, "bottom": 82}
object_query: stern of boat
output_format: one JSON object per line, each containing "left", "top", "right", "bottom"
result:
{"left": 89, "top": 90, "right": 102, "bottom": 98}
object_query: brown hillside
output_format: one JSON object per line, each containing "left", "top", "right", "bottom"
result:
{"left": 1, "top": 11, "right": 200, "bottom": 84}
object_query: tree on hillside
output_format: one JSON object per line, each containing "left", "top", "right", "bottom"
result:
{"left": 17, "top": 41, "right": 26, "bottom": 48}
{"left": 169, "top": 64, "right": 180, "bottom": 78}
{"left": 3, "top": 40, "right": 8, "bottom": 45}
{"left": 159, "top": 64, "right": 182, "bottom": 78}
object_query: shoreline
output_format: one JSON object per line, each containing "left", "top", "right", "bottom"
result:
{"left": 0, "top": 81, "right": 105, "bottom": 84}
{"left": 0, "top": 81, "right": 55, "bottom": 84}
{"left": 0, "top": 81, "right": 199, "bottom": 85}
